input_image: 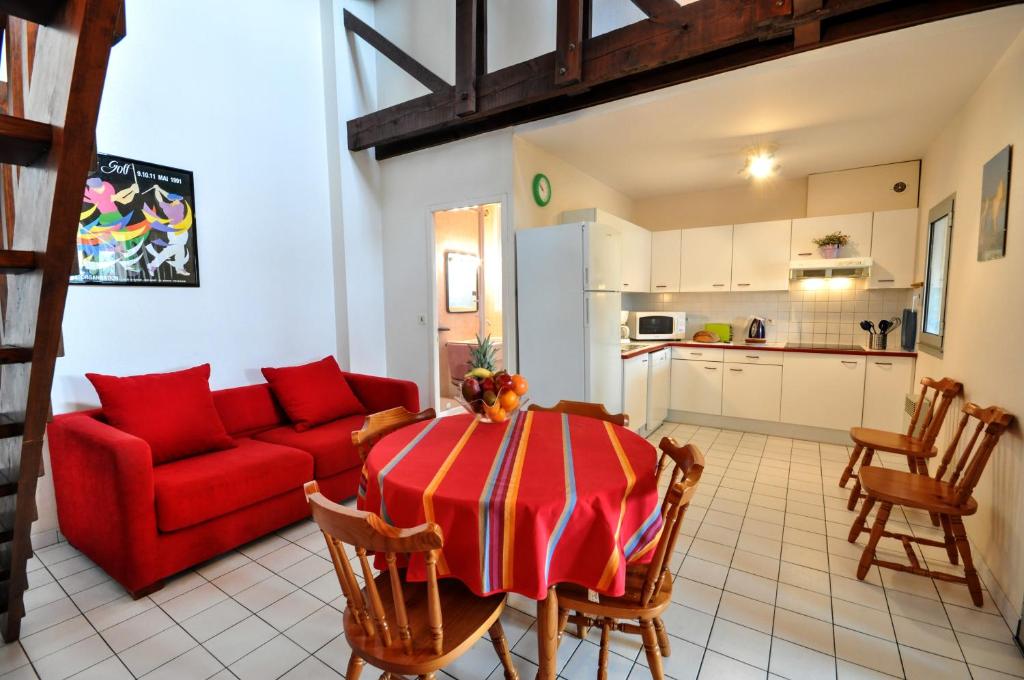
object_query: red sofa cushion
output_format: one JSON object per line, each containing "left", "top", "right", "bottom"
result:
{"left": 252, "top": 414, "right": 365, "bottom": 479}
{"left": 87, "top": 364, "right": 234, "bottom": 465}
{"left": 153, "top": 438, "right": 313, "bottom": 532}
{"left": 212, "top": 384, "right": 287, "bottom": 437}
{"left": 261, "top": 356, "right": 365, "bottom": 431}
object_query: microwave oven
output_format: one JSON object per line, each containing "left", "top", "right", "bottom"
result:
{"left": 626, "top": 311, "right": 686, "bottom": 340}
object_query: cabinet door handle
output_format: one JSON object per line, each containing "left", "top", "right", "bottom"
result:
{"left": 690, "top": 352, "right": 702, "bottom": 356}
{"left": 729, "top": 368, "right": 743, "bottom": 372}
{"left": 712, "top": 283, "right": 726, "bottom": 287}
{"left": 736, "top": 283, "right": 751, "bottom": 287}
{"left": 874, "top": 362, "right": 893, "bottom": 366}
{"left": 704, "top": 366, "right": 718, "bottom": 371}
{"left": 623, "top": 282, "right": 629, "bottom": 287}
{"left": 841, "top": 360, "right": 858, "bottom": 366}
{"left": 655, "top": 285, "right": 667, "bottom": 288}
{"left": 745, "top": 355, "right": 760, "bottom": 359}
{"left": 877, "top": 278, "right": 895, "bottom": 283}
{"left": 798, "top": 251, "right": 813, "bottom": 256}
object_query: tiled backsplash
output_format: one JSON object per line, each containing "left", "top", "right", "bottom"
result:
{"left": 623, "top": 283, "right": 914, "bottom": 346}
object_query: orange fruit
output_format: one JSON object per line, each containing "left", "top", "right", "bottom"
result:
{"left": 486, "top": 406, "right": 508, "bottom": 423}
{"left": 511, "top": 375, "right": 529, "bottom": 396}
{"left": 499, "top": 391, "right": 520, "bottom": 411}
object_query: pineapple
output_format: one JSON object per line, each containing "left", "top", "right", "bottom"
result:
{"left": 467, "top": 333, "right": 497, "bottom": 377}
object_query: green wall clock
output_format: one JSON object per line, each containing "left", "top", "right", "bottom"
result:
{"left": 532, "top": 173, "right": 552, "bottom": 207}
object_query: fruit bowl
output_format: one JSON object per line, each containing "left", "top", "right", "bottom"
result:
{"left": 457, "top": 369, "right": 529, "bottom": 424}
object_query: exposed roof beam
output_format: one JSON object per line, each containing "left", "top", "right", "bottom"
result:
{"left": 343, "top": 9, "right": 449, "bottom": 94}
{"left": 455, "top": 0, "right": 486, "bottom": 116}
{"left": 349, "top": 0, "right": 1023, "bottom": 159}
{"left": 629, "top": 0, "right": 687, "bottom": 19}
{"left": 555, "top": 0, "right": 588, "bottom": 85}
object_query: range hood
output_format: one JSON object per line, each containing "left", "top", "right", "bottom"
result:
{"left": 789, "top": 257, "right": 872, "bottom": 279}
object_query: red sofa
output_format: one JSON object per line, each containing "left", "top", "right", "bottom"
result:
{"left": 48, "top": 372, "right": 418, "bottom": 596}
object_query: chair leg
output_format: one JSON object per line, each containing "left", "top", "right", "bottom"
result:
{"left": 951, "top": 517, "right": 984, "bottom": 607}
{"left": 418, "top": 675, "right": 436, "bottom": 680}
{"left": 839, "top": 443, "right": 863, "bottom": 488}
{"left": 857, "top": 501, "right": 891, "bottom": 580}
{"left": 847, "top": 448, "right": 874, "bottom": 510}
{"left": 848, "top": 496, "right": 876, "bottom": 543}
{"left": 576, "top": 611, "right": 590, "bottom": 640}
{"left": 939, "top": 514, "right": 959, "bottom": 565}
{"left": 597, "top": 619, "right": 611, "bottom": 680}
{"left": 489, "top": 620, "right": 520, "bottom": 680}
{"left": 557, "top": 608, "right": 570, "bottom": 642}
{"left": 346, "top": 654, "right": 365, "bottom": 680}
{"left": 641, "top": 619, "right": 665, "bottom": 680}
{"left": 653, "top": 617, "right": 671, "bottom": 657}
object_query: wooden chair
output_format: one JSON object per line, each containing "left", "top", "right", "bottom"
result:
{"left": 527, "top": 400, "right": 629, "bottom": 427}
{"left": 304, "top": 481, "right": 519, "bottom": 680}
{"left": 352, "top": 406, "right": 436, "bottom": 463}
{"left": 847, "top": 403, "right": 1013, "bottom": 607}
{"left": 554, "top": 438, "right": 704, "bottom": 680}
{"left": 840, "top": 377, "right": 962, "bottom": 513}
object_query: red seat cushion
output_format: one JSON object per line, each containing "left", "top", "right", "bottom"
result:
{"left": 261, "top": 357, "right": 366, "bottom": 431}
{"left": 153, "top": 438, "right": 313, "bottom": 532}
{"left": 87, "top": 364, "right": 235, "bottom": 465}
{"left": 252, "top": 415, "right": 365, "bottom": 479}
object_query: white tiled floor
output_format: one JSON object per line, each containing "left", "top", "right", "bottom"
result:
{"left": 5, "top": 423, "right": 1024, "bottom": 679}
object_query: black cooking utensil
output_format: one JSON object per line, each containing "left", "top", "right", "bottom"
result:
{"left": 860, "top": 320, "right": 875, "bottom": 335}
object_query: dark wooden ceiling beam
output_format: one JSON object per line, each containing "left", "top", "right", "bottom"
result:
{"left": 629, "top": 0, "right": 688, "bottom": 19}
{"left": 343, "top": 9, "right": 449, "bottom": 94}
{"left": 455, "top": 0, "right": 486, "bottom": 116}
{"left": 555, "top": 0, "right": 588, "bottom": 85}
{"left": 350, "top": 0, "right": 1023, "bottom": 158}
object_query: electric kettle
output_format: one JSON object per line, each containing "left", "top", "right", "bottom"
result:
{"left": 746, "top": 316, "right": 766, "bottom": 341}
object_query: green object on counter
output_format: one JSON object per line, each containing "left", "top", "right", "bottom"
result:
{"left": 705, "top": 323, "right": 732, "bottom": 342}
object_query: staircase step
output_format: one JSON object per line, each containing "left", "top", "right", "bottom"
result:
{"left": 0, "top": 251, "right": 38, "bottom": 274}
{"left": 0, "top": 469, "right": 17, "bottom": 498}
{"left": 0, "top": 416, "right": 24, "bottom": 441}
{"left": 0, "top": 348, "right": 31, "bottom": 366}
{"left": 0, "top": 1, "right": 64, "bottom": 26}
{"left": 0, "top": 115, "right": 52, "bottom": 166}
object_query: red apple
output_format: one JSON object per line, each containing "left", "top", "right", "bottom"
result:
{"left": 481, "top": 377, "right": 495, "bottom": 393}
{"left": 461, "top": 377, "right": 482, "bottom": 403}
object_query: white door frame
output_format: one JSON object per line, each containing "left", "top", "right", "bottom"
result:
{"left": 425, "top": 192, "right": 515, "bottom": 411}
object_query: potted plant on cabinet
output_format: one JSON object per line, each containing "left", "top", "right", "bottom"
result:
{"left": 813, "top": 231, "right": 850, "bottom": 258}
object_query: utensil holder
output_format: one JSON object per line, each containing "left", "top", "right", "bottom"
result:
{"left": 869, "top": 334, "right": 887, "bottom": 350}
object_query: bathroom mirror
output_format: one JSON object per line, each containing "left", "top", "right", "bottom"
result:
{"left": 445, "top": 251, "right": 479, "bottom": 313}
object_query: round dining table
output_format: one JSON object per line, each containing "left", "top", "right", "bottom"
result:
{"left": 359, "top": 410, "right": 663, "bottom": 680}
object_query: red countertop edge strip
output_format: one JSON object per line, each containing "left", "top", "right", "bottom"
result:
{"left": 620, "top": 341, "right": 917, "bottom": 360}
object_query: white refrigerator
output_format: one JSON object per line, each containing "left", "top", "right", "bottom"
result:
{"left": 516, "top": 222, "right": 623, "bottom": 413}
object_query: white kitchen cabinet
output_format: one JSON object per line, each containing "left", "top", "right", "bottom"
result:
{"left": 621, "top": 223, "right": 652, "bottom": 293}
{"left": 623, "top": 354, "right": 649, "bottom": 434}
{"left": 869, "top": 209, "right": 918, "bottom": 288}
{"left": 680, "top": 225, "right": 733, "bottom": 292}
{"left": 722, "top": 363, "right": 782, "bottom": 421}
{"left": 670, "top": 358, "right": 722, "bottom": 415}
{"left": 650, "top": 230, "right": 682, "bottom": 292}
{"left": 791, "top": 213, "right": 873, "bottom": 260}
{"left": 781, "top": 353, "right": 866, "bottom": 430}
{"left": 862, "top": 356, "right": 916, "bottom": 431}
{"left": 647, "top": 349, "right": 671, "bottom": 431}
{"left": 731, "top": 220, "right": 792, "bottom": 291}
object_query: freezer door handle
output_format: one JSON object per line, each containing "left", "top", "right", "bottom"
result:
{"left": 585, "top": 298, "right": 589, "bottom": 326}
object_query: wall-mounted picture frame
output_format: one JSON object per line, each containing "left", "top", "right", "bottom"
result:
{"left": 72, "top": 153, "right": 200, "bottom": 286}
{"left": 978, "top": 145, "right": 1011, "bottom": 262}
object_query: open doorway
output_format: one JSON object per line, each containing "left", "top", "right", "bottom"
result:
{"left": 432, "top": 203, "right": 503, "bottom": 412}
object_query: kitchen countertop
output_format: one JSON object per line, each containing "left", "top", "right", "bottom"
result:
{"left": 620, "top": 340, "right": 917, "bottom": 360}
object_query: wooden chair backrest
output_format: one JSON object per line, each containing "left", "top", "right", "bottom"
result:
{"left": 304, "top": 481, "right": 446, "bottom": 656}
{"left": 527, "top": 400, "right": 629, "bottom": 427}
{"left": 931, "top": 404, "right": 1014, "bottom": 505}
{"left": 352, "top": 406, "right": 436, "bottom": 463}
{"left": 907, "top": 377, "right": 963, "bottom": 448}
{"left": 640, "top": 438, "right": 704, "bottom": 607}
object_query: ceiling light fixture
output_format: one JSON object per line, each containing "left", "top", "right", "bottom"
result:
{"left": 741, "top": 146, "right": 779, "bottom": 181}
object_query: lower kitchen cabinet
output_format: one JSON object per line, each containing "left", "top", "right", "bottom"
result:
{"left": 781, "top": 353, "right": 866, "bottom": 430}
{"left": 722, "top": 362, "right": 782, "bottom": 421}
{"left": 647, "top": 349, "right": 671, "bottom": 431}
{"left": 623, "top": 354, "right": 649, "bottom": 434}
{"left": 862, "top": 356, "right": 916, "bottom": 431}
{"left": 670, "top": 358, "right": 722, "bottom": 415}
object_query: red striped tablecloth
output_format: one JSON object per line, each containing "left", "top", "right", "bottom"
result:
{"left": 359, "top": 411, "right": 663, "bottom": 600}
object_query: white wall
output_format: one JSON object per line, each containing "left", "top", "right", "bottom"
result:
{"left": 913, "top": 29, "right": 1024, "bottom": 625}
{"left": 40, "top": 0, "right": 338, "bottom": 536}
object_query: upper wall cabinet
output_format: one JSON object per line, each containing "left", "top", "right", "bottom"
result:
{"left": 621, "top": 223, "right": 652, "bottom": 293}
{"left": 791, "top": 213, "right": 873, "bottom": 260}
{"left": 869, "top": 208, "right": 917, "bottom": 288}
{"left": 680, "top": 225, "right": 733, "bottom": 292}
{"left": 731, "top": 220, "right": 792, "bottom": 291}
{"left": 650, "top": 229, "right": 682, "bottom": 292}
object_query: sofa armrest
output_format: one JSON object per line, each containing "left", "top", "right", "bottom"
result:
{"left": 343, "top": 372, "right": 420, "bottom": 414}
{"left": 47, "top": 414, "right": 159, "bottom": 591}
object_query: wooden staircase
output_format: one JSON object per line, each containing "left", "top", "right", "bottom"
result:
{"left": 0, "top": 0, "right": 122, "bottom": 641}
